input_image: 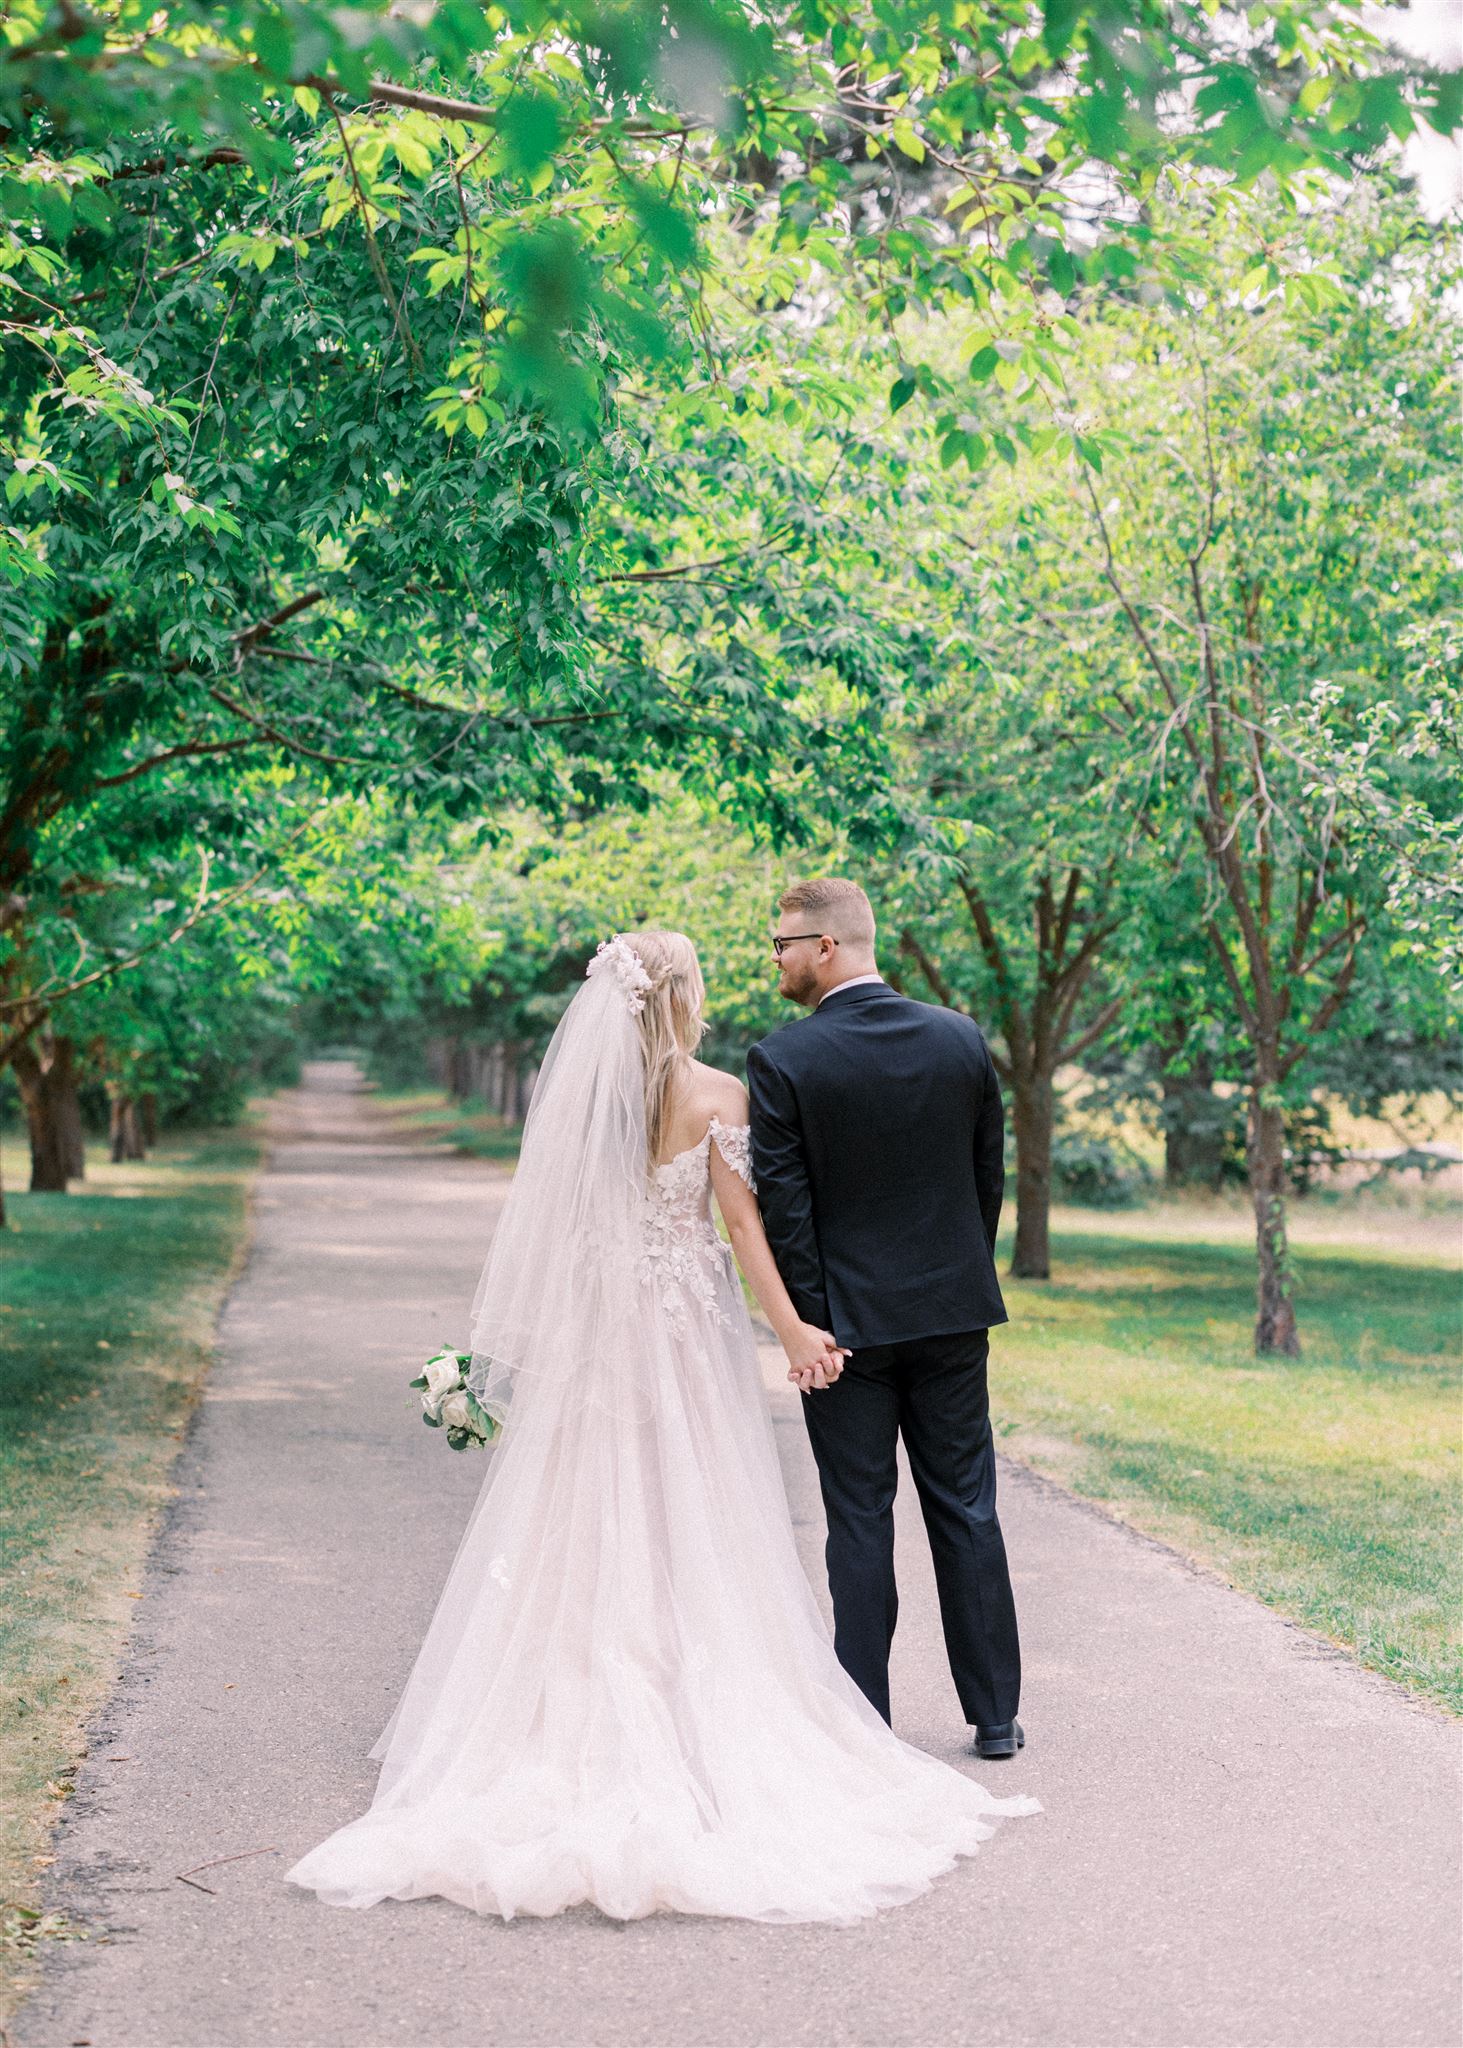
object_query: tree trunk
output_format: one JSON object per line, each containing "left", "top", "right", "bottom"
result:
{"left": 519, "top": 1063, "right": 539, "bottom": 1120}
{"left": 1009, "top": 1072, "right": 1054, "bottom": 1280}
{"left": 109, "top": 1092, "right": 146, "bottom": 1163}
{"left": 139, "top": 1091, "right": 158, "bottom": 1147}
{"left": 496, "top": 1042, "right": 522, "bottom": 1119}
{"left": 13, "top": 1038, "right": 70, "bottom": 1191}
{"left": 1248, "top": 1073, "right": 1300, "bottom": 1356}
{"left": 53, "top": 1036, "right": 86, "bottom": 1180}
{"left": 1161, "top": 1049, "right": 1226, "bottom": 1190}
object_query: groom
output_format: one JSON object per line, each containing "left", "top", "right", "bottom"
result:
{"left": 746, "top": 878, "right": 1023, "bottom": 1759}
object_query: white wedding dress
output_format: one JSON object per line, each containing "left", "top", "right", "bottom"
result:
{"left": 285, "top": 942, "right": 1038, "bottom": 1925}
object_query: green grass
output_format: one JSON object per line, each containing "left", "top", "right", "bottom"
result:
{"left": 994, "top": 1218, "right": 1462, "bottom": 1711}
{"left": 0, "top": 1127, "right": 260, "bottom": 2019}
{"left": 373, "top": 1087, "right": 526, "bottom": 1163}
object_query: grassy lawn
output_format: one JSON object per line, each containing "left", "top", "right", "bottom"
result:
{"left": 371, "top": 1087, "right": 525, "bottom": 1163}
{"left": 994, "top": 1207, "right": 1462, "bottom": 1713}
{"left": 0, "top": 1126, "right": 260, "bottom": 2021}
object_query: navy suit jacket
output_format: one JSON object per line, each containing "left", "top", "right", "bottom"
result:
{"left": 746, "top": 981, "right": 1007, "bottom": 1351}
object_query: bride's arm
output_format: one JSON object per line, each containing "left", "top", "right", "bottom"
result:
{"left": 708, "top": 1128, "right": 845, "bottom": 1390}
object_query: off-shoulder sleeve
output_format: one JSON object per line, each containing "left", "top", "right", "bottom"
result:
{"left": 709, "top": 1117, "right": 755, "bottom": 1190}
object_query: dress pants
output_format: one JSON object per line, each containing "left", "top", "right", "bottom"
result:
{"left": 799, "top": 1327, "right": 1021, "bottom": 1729}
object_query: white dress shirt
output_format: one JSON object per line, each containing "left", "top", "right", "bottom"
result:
{"left": 817, "top": 974, "right": 886, "bottom": 1006}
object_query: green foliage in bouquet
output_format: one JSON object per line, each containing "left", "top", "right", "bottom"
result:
{"left": 408, "top": 1348, "right": 499, "bottom": 1450}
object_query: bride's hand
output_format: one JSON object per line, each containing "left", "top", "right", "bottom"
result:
{"left": 782, "top": 1322, "right": 848, "bottom": 1391}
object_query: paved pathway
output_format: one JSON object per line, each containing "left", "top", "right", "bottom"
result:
{"left": 18, "top": 1065, "right": 1461, "bottom": 2048}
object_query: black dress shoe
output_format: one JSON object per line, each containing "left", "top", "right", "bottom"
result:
{"left": 973, "top": 1719, "right": 1025, "bottom": 1760}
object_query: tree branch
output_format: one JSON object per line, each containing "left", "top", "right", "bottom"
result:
{"left": 1052, "top": 865, "right": 1082, "bottom": 967}
{"left": 958, "top": 878, "right": 1031, "bottom": 1074}
{"left": 1057, "top": 993, "right": 1124, "bottom": 1066}
{"left": 107, "top": 147, "right": 247, "bottom": 182}
{"left": 0, "top": 851, "right": 214, "bottom": 1015}
{"left": 204, "top": 687, "right": 374, "bottom": 769}
{"left": 0, "top": 1000, "right": 47, "bottom": 1071}
{"left": 1078, "top": 466, "right": 1203, "bottom": 770}
{"left": 91, "top": 736, "right": 258, "bottom": 790}
{"left": 1205, "top": 918, "right": 1258, "bottom": 1037}
{"left": 1289, "top": 868, "right": 1321, "bottom": 975}
{"left": 1279, "top": 939, "right": 1361, "bottom": 1080}
{"left": 233, "top": 587, "right": 327, "bottom": 655}
{"left": 1295, "top": 913, "right": 1366, "bottom": 986}
{"left": 898, "top": 928, "right": 961, "bottom": 1011}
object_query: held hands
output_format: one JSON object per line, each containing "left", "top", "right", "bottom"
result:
{"left": 781, "top": 1320, "right": 850, "bottom": 1393}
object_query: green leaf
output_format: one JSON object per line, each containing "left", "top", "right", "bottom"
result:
{"left": 499, "top": 91, "right": 562, "bottom": 182}
{"left": 630, "top": 190, "right": 697, "bottom": 268}
{"left": 1424, "top": 71, "right": 1463, "bottom": 136}
{"left": 891, "top": 117, "right": 926, "bottom": 164}
{"left": 393, "top": 133, "right": 434, "bottom": 180}
{"left": 251, "top": 9, "right": 294, "bottom": 79}
{"left": 889, "top": 374, "right": 917, "bottom": 413}
{"left": 1043, "top": 0, "right": 1085, "bottom": 62}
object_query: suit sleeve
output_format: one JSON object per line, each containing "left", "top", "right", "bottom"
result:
{"left": 746, "top": 1039, "right": 830, "bottom": 1329}
{"left": 973, "top": 1035, "right": 1005, "bottom": 1255}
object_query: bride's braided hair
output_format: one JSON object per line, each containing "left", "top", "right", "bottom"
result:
{"left": 620, "top": 928, "right": 707, "bottom": 1170}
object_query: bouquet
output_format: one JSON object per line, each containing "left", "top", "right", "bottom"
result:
{"left": 409, "top": 1348, "right": 501, "bottom": 1450}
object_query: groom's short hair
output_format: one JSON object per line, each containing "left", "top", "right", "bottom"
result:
{"left": 778, "top": 878, "right": 877, "bottom": 949}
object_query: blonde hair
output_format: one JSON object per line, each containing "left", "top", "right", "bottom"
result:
{"left": 778, "top": 877, "right": 877, "bottom": 949}
{"left": 620, "top": 928, "right": 707, "bottom": 1167}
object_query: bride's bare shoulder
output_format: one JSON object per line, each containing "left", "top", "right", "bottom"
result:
{"left": 687, "top": 1062, "right": 750, "bottom": 1124}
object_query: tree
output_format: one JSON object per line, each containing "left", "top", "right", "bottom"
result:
{"left": 0, "top": 101, "right": 893, "bottom": 1169}
{"left": 7, "top": 0, "right": 1455, "bottom": 1256}
{"left": 1005, "top": 191, "right": 1460, "bottom": 1350}
{"left": 749, "top": 183, "right": 1458, "bottom": 1315}
{"left": 887, "top": 678, "right": 1142, "bottom": 1279}
{"left": 324, "top": 793, "right": 791, "bottom": 1103}
{"left": 8, "top": 1, "right": 1449, "bottom": 448}
{"left": 5, "top": 0, "right": 1450, "bottom": 1185}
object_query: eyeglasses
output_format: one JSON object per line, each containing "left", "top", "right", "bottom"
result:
{"left": 772, "top": 933, "right": 837, "bottom": 959}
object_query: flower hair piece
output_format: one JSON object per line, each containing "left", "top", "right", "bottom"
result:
{"left": 587, "top": 934, "right": 655, "bottom": 1015}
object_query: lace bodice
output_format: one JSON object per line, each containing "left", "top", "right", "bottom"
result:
{"left": 640, "top": 1119, "right": 754, "bottom": 1332}
{"left": 650, "top": 1117, "right": 753, "bottom": 1212}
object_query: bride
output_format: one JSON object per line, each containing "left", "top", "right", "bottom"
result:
{"left": 286, "top": 930, "right": 1038, "bottom": 1925}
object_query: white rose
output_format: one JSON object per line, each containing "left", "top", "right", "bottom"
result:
{"left": 439, "top": 1389, "right": 474, "bottom": 1434}
{"left": 422, "top": 1352, "right": 463, "bottom": 1400}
